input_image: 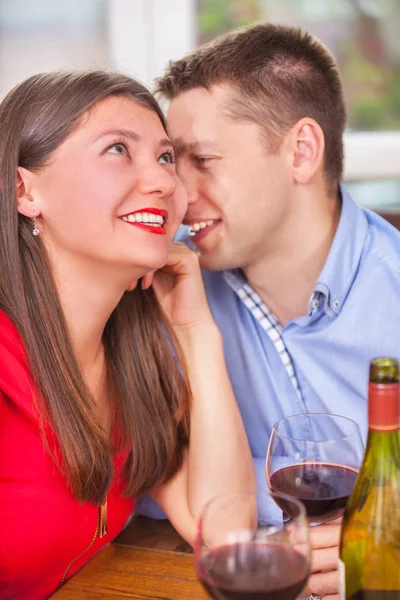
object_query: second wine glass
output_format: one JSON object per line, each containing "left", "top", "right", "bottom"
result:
{"left": 266, "top": 413, "right": 364, "bottom": 600}
{"left": 266, "top": 413, "right": 364, "bottom": 525}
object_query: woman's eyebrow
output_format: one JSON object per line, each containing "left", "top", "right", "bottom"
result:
{"left": 93, "top": 129, "right": 141, "bottom": 143}
{"left": 93, "top": 129, "right": 172, "bottom": 148}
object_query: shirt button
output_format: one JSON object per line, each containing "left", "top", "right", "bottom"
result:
{"left": 309, "top": 298, "right": 320, "bottom": 315}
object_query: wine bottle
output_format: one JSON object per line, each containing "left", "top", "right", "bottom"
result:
{"left": 339, "top": 358, "right": 400, "bottom": 600}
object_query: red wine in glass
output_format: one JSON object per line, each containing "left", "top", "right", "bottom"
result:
{"left": 197, "top": 541, "right": 309, "bottom": 600}
{"left": 195, "top": 491, "right": 311, "bottom": 600}
{"left": 266, "top": 414, "right": 364, "bottom": 525}
{"left": 270, "top": 462, "right": 358, "bottom": 524}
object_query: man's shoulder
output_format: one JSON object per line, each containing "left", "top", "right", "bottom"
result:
{"left": 362, "top": 208, "right": 400, "bottom": 274}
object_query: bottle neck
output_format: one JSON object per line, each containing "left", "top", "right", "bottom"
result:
{"left": 363, "top": 429, "right": 400, "bottom": 484}
{"left": 368, "top": 382, "right": 400, "bottom": 433}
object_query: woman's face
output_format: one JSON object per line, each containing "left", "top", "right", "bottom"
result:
{"left": 20, "top": 95, "right": 187, "bottom": 281}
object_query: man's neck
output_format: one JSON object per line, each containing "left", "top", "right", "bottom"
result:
{"left": 244, "top": 190, "right": 341, "bottom": 326}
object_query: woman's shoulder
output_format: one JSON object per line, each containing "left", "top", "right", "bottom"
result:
{"left": 0, "top": 310, "right": 34, "bottom": 415}
{"left": 0, "top": 310, "right": 28, "bottom": 368}
{"left": 0, "top": 309, "right": 25, "bottom": 349}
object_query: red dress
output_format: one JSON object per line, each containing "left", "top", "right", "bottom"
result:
{"left": 0, "top": 311, "right": 135, "bottom": 599}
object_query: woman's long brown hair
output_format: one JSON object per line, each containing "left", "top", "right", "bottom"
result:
{"left": 0, "top": 71, "right": 191, "bottom": 505}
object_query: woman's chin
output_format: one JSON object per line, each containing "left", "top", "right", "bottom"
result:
{"left": 134, "top": 252, "right": 169, "bottom": 273}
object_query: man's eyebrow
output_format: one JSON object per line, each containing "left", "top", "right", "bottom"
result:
{"left": 93, "top": 129, "right": 172, "bottom": 148}
{"left": 173, "top": 140, "right": 221, "bottom": 158}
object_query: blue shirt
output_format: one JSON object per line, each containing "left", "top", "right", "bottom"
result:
{"left": 136, "top": 185, "right": 400, "bottom": 519}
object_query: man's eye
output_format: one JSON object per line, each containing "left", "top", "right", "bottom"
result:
{"left": 159, "top": 150, "right": 175, "bottom": 164}
{"left": 195, "top": 156, "right": 211, "bottom": 167}
{"left": 106, "top": 143, "right": 128, "bottom": 156}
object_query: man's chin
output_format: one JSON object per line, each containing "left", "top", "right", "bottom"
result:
{"left": 197, "top": 249, "right": 236, "bottom": 272}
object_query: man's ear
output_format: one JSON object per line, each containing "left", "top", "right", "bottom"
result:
{"left": 289, "top": 118, "right": 325, "bottom": 185}
{"left": 16, "top": 166, "right": 39, "bottom": 218}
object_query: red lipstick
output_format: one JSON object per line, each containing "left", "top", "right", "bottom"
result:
{"left": 120, "top": 208, "right": 168, "bottom": 235}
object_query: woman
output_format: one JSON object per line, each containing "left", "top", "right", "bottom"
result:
{"left": 0, "top": 70, "right": 254, "bottom": 599}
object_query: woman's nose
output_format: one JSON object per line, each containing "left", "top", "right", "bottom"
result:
{"left": 138, "top": 164, "right": 176, "bottom": 198}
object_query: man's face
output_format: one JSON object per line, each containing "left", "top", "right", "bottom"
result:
{"left": 167, "top": 84, "right": 294, "bottom": 271}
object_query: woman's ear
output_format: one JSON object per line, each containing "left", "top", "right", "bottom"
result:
{"left": 16, "top": 166, "right": 39, "bottom": 218}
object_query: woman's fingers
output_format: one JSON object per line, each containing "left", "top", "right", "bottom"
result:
{"left": 158, "top": 242, "right": 201, "bottom": 277}
{"left": 141, "top": 271, "right": 155, "bottom": 290}
{"left": 126, "top": 243, "right": 199, "bottom": 293}
{"left": 149, "top": 242, "right": 215, "bottom": 331}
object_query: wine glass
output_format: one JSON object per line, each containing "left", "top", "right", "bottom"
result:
{"left": 266, "top": 413, "right": 364, "bottom": 600}
{"left": 195, "top": 490, "right": 311, "bottom": 600}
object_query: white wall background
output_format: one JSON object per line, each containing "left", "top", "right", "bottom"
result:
{"left": 108, "top": 0, "right": 196, "bottom": 88}
{"left": 0, "top": 0, "right": 196, "bottom": 97}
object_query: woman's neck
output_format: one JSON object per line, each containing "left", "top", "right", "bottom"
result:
{"left": 49, "top": 251, "right": 139, "bottom": 370}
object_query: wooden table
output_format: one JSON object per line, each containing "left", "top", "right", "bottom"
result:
{"left": 51, "top": 516, "right": 312, "bottom": 599}
{"left": 50, "top": 516, "right": 208, "bottom": 599}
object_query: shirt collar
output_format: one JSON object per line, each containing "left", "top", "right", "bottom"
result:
{"left": 223, "top": 185, "right": 369, "bottom": 320}
{"left": 223, "top": 268, "right": 247, "bottom": 292}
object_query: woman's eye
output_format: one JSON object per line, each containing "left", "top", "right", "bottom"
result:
{"left": 107, "top": 143, "right": 128, "bottom": 156}
{"left": 159, "top": 151, "right": 175, "bottom": 164}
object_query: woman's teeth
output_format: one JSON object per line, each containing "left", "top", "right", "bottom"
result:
{"left": 122, "top": 212, "right": 164, "bottom": 226}
{"left": 189, "top": 220, "right": 215, "bottom": 236}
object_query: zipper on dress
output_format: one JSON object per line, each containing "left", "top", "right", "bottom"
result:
{"left": 57, "top": 499, "right": 107, "bottom": 589}
{"left": 100, "top": 497, "right": 108, "bottom": 538}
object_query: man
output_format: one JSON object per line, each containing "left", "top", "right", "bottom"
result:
{"left": 140, "top": 23, "right": 400, "bottom": 598}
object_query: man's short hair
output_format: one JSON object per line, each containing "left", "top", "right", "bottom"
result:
{"left": 156, "top": 23, "right": 347, "bottom": 195}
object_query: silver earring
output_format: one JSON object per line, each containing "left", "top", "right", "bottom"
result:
{"left": 32, "top": 216, "right": 40, "bottom": 236}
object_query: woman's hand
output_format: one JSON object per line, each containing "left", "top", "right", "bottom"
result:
{"left": 144, "top": 242, "right": 215, "bottom": 333}
{"left": 144, "top": 243, "right": 255, "bottom": 539}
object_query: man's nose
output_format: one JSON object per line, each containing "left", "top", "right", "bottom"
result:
{"left": 185, "top": 183, "right": 200, "bottom": 205}
{"left": 176, "top": 165, "right": 199, "bottom": 205}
